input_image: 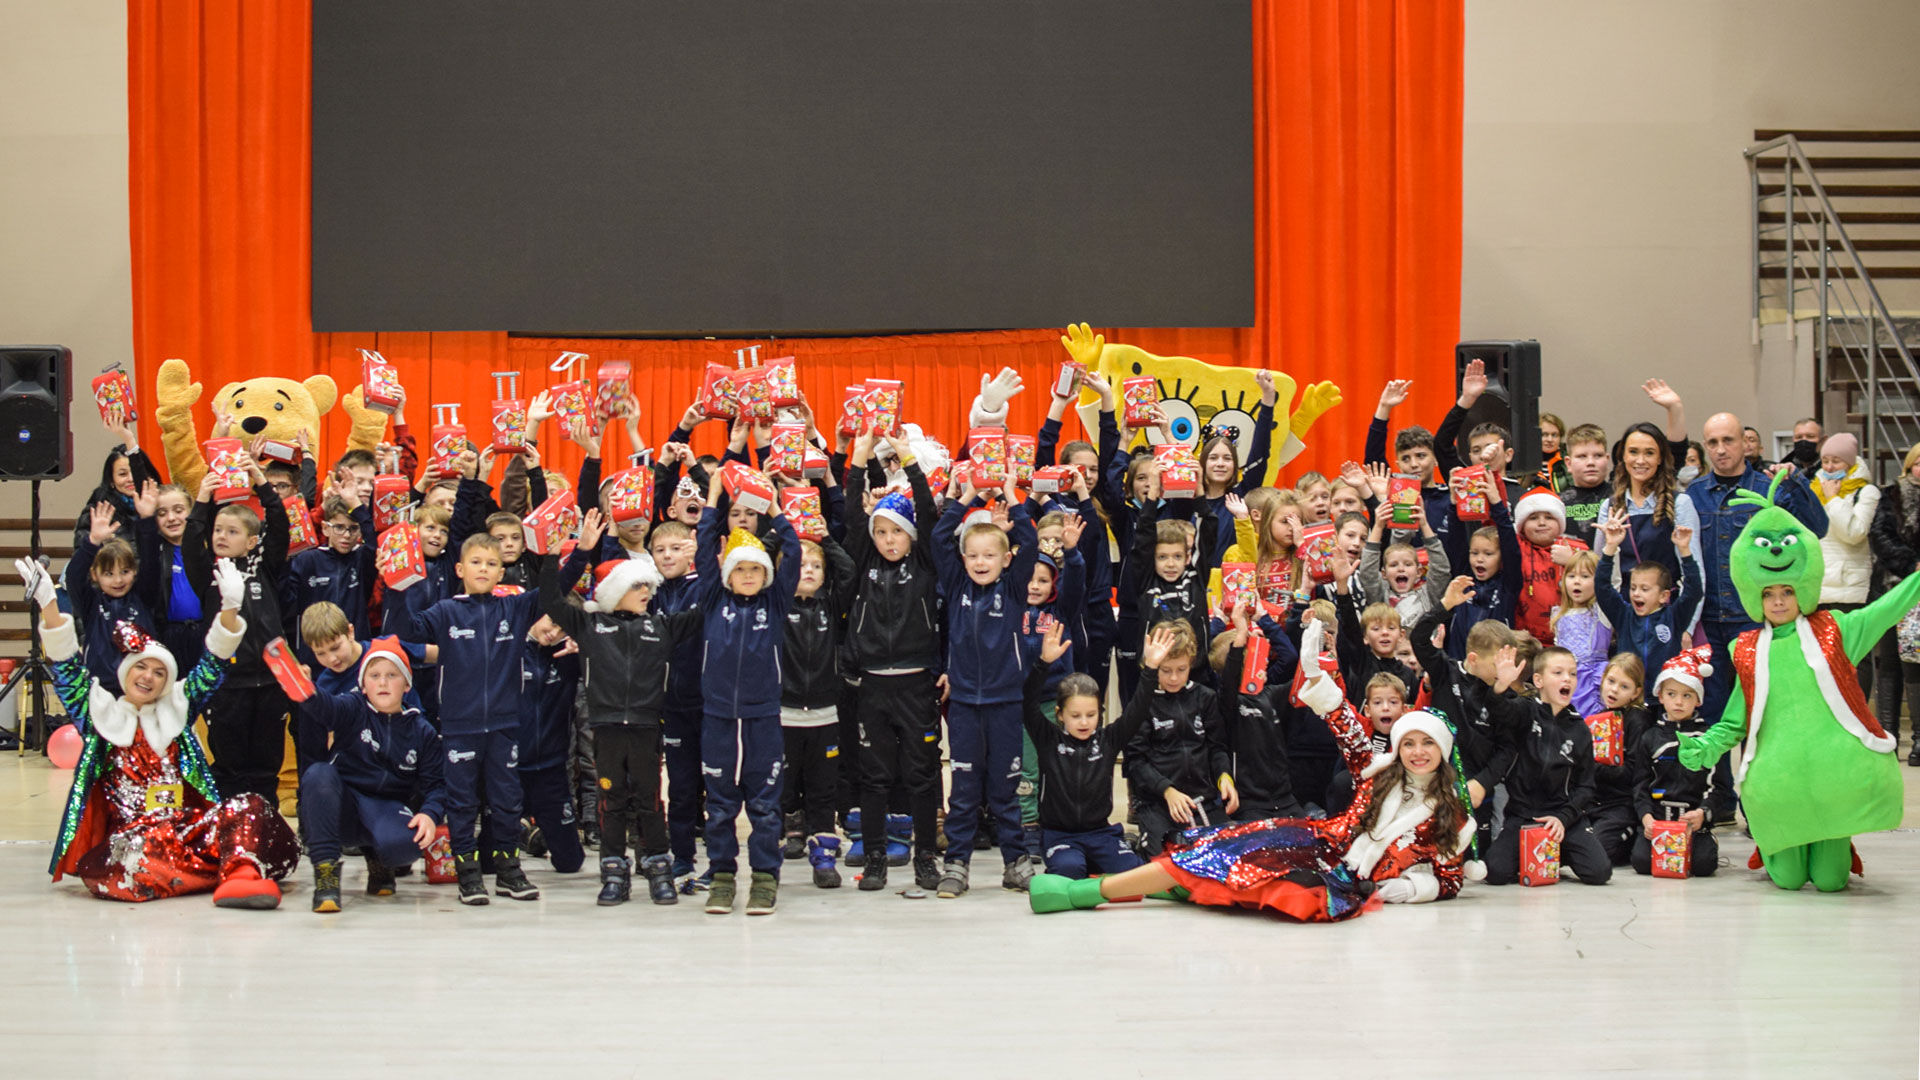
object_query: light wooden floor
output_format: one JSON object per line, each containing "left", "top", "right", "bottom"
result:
{"left": 3, "top": 750, "right": 1918, "bottom": 1078}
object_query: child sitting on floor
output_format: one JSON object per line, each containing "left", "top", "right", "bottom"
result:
{"left": 1023, "top": 623, "right": 1151, "bottom": 880}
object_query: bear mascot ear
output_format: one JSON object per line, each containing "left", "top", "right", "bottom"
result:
{"left": 304, "top": 375, "right": 339, "bottom": 417}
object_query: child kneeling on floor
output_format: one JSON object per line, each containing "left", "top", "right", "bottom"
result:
{"left": 1025, "top": 623, "right": 1153, "bottom": 879}
{"left": 1485, "top": 645, "right": 1613, "bottom": 885}
{"left": 295, "top": 638, "right": 447, "bottom": 913}
{"left": 1629, "top": 646, "right": 1720, "bottom": 878}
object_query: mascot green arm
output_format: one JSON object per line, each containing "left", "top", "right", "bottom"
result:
{"left": 1678, "top": 687, "right": 1746, "bottom": 773}
{"left": 1836, "top": 569, "right": 1920, "bottom": 665}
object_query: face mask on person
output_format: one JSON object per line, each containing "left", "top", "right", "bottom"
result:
{"left": 1676, "top": 465, "right": 1701, "bottom": 486}
{"left": 1819, "top": 467, "right": 1847, "bottom": 482}
{"left": 1787, "top": 440, "right": 1821, "bottom": 469}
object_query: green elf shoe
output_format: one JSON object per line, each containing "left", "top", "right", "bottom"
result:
{"left": 1028, "top": 873, "right": 1107, "bottom": 913}
{"left": 1145, "top": 886, "right": 1191, "bottom": 903}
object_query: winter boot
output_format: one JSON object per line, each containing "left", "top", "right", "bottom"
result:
{"left": 212, "top": 862, "right": 282, "bottom": 910}
{"left": 936, "top": 858, "right": 970, "bottom": 899}
{"left": 782, "top": 812, "right": 806, "bottom": 860}
{"left": 808, "top": 834, "right": 843, "bottom": 889}
{"left": 844, "top": 809, "right": 865, "bottom": 866}
{"left": 521, "top": 822, "right": 548, "bottom": 859}
{"left": 913, "top": 850, "right": 941, "bottom": 891}
{"left": 745, "top": 871, "right": 779, "bottom": 915}
{"left": 1002, "top": 853, "right": 1041, "bottom": 892}
{"left": 455, "top": 853, "right": 489, "bottom": 905}
{"left": 492, "top": 851, "right": 541, "bottom": 901}
{"left": 596, "top": 856, "right": 631, "bottom": 906}
{"left": 641, "top": 854, "right": 679, "bottom": 905}
{"left": 886, "top": 813, "right": 912, "bottom": 866}
{"left": 1028, "top": 873, "right": 1106, "bottom": 913}
{"left": 365, "top": 856, "right": 396, "bottom": 897}
{"left": 311, "top": 860, "right": 342, "bottom": 914}
{"left": 705, "top": 871, "right": 737, "bottom": 914}
{"left": 857, "top": 857, "right": 888, "bottom": 891}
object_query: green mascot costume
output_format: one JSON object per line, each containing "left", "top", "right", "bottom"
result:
{"left": 1680, "top": 471, "right": 1920, "bottom": 891}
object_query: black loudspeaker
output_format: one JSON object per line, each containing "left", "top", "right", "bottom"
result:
{"left": 1454, "top": 339, "right": 1541, "bottom": 479}
{"left": 0, "top": 346, "right": 73, "bottom": 481}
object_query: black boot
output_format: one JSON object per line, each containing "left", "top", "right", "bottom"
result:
{"left": 455, "top": 853, "right": 489, "bottom": 906}
{"left": 365, "top": 856, "right": 396, "bottom": 897}
{"left": 493, "top": 851, "right": 540, "bottom": 901}
{"left": 782, "top": 811, "right": 806, "bottom": 860}
{"left": 640, "top": 854, "right": 679, "bottom": 905}
{"left": 858, "top": 856, "right": 888, "bottom": 891}
{"left": 596, "top": 856, "right": 631, "bottom": 907}
{"left": 311, "top": 860, "right": 341, "bottom": 914}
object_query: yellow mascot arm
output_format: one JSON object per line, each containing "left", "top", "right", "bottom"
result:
{"left": 339, "top": 385, "right": 389, "bottom": 456}
{"left": 153, "top": 358, "right": 208, "bottom": 495}
{"left": 1277, "top": 380, "right": 1343, "bottom": 469}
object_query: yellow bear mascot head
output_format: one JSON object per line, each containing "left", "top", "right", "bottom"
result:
{"left": 152, "top": 357, "right": 387, "bottom": 495}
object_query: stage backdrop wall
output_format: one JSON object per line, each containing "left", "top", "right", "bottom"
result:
{"left": 129, "top": 0, "right": 1463, "bottom": 485}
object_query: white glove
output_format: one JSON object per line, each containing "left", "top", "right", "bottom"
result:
{"left": 1298, "top": 617, "right": 1325, "bottom": 667}
{"left": 969, "top": 367, "right": 1025, "bottom": 427}
{"left": 214, "top": 558, "right": 247, "bottom": 612}
{"left": 1376, "top": 877, "right": 1418, "bottom": 904}
{"left": 14, "top": 557, "right": 54, "bottom": 608}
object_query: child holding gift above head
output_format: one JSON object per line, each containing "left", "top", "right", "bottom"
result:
{"left": 1193, "top": 369, "right": 1279, "bottom": 560}
{"left": 1595, "top": 509, "right": 1702, "bottom": 698}
{"left": 285, "top": 493, "right": 378, "bottom": 665}
{"left": 779, "top": 532, "right": 857, "bottom": 889}
{"left": 1629, "top": 647, "right": 1719, "bottom": 878}
{"left": 1578, "top": 653, "right": 1650, "bottom": 867}
{"left": 1511, "top": 488, "right": 1589, "bottom": 646}
{"left": 1038, "top": 364, "right": 1119, "bottom": 691}
{"left": 1025, "top": 622, "right": 1153, "bottom": 880}
{"left": 1444, "top": 474, "right": 1521, "bottom": 661}
{"left": 65, "top": 487, "right": 164, "bottom": 695}
{"left": 1221, "top": 487, "right": 1308, "bottom": 615}
{"left": 1332, "top": 547, "right": 1420, "bottom": 709}
{"left": 932, "top": 466, "right": 1041, "bottom": 895}
{"left": 1357, "top": 488, "right": 1451, "bottom": 629}
{"left": 1364, "top": 379, "right": 1464, "bottom": 566}
{"left": 566, "top": 413, "right": 657, "bottom": 566}
{"left": 73, "top": 404, "right": 163, "bottom": 552}
{"left": 1308, "top": 511, "right": 1371, "bottom": 604}
{"left": 379, "top": 503, "right": 456, "bottom": 721}
{"left": 293, "top": 637, "right": 448, "bottom": 914}
{"left": 693, "top": 469, "right": 802, "bottom": 916}
{"left": 1483, "top": 646, "right": 1613, "bottom": 886}
{"left": 150, "top": 482, "right": 206, "bottom": 672}
{"left": 1210, "top": 597, "right": 1304, "bottom": 822}
{"left": 1123, "top": 620, "right": 1237, "bottom": 855}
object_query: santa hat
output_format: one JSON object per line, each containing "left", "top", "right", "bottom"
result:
{"left": 721, "top": 528, "right": 774, "bottom": 583}
{"left": 871, "top": 491, "right": 918, "bottom": 541}
{"left": 358, "top": 636, "right": 414, "bottom": 689}
{"left": 585, "top": 554, "right": 664, "bottom": 612}
{"left": 114, "top": 621, "right": 178, "bottom": 694}
{"left": 1655, "top": 644, "right": 1714, "bottom": 700}
{"left": 1512, "top": 487, "right": 1565, "bottom": 531}
{"left": 1361, "top": 711, "right": 1454, "bottom": 781}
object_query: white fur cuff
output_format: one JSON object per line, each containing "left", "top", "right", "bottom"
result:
{"left": 203, "top": 614, "right": 247, "bottom": 661}
{"left": 42, "top": 616, "right": 79, "bottom": 663}
{"left": 1297, "top": 673, "right": 1344, "bottom": 717}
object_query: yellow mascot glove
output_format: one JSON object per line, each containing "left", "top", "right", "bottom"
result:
{"left": 1289, "top": 381, "right": 1343, "bottom": 441}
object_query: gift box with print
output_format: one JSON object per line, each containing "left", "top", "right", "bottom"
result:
{"left": 721, "top": 461, "right": 776, "bottom": 515}
{"left": 1648, "top": 819, "right": 1692, "bottom": 879}
{"left": 1584, "top": 709, "right": 1626, "bottom": 767}
{"left": 370, "top": 474, "right": 412, "bottom": 534}
{"left": 768, "top": 423, "right": 808, "bottom": 477}
{"left": 1221, "top": 561, "right": 1257, "bottom": 613}
{"left": 604, "top": 466, "right": 655, "bottom": 525}
{"left": 780, "top": 486, "right": 827, "bottom": 541}
{"left": 1154, "top": 443, "right": 1199, "bottom": 498}
{"left": 1298, "top": 521, "right": 1338, "bottom": 584}
{"left": 1387, "top": 474, "right": 1422, "bottom": 530}
{"left": 1121, "top": 376, "right": 1159, "bottom": 427}
{"left": 262, "top": 636, "right": 317, "bottom": 702}
{"left": 967, "top": 427, "right": 1009, "bottom": 486}
{"left": 521, "top": 493, "right": 580, "bottom": 556}
{"left": 1239, "top": 631, "right": 1272, "bottom": 695}
{"left": 1054, "top": 360, "right": 1085, "bottom": 400}
{"left": 1029, "top": 465, "right": 1075, "bottom": 495}
{"left": 1518, "top": 823, "right": 1561, "bottom": 887}
{"left": 862, "top": 378, "right": 903, "bottom": 436}
{"left": 361, "top": 350, "right": 404, "bottom": 414}
{"left": 202, "top": 438, "right": 252, "bottom": 504}
{"left": 282, "top": 493, "right": 318, "bottom": 556}
{"left": 490, "top": 372, "right": 530, "bottom": 454}
{"left": 91, "top": 365, "right": 137, "bottom": 425}
{"left": 594, "top": 360, "right": 632, "bottom": 421}
{"left": 838, "top": 385, "right": 868, "bottom": 437}
{"left": 428, "top": 404, "right": 466, "bottom": 475}
{"left": 375, "top": 524, "right": 427, "bottom": 590}
{"left": 1008, "top": 434, "right": 1036, "bottom": 485}
{"left": 1450, "top": 465, "right": 1493, "bottom": 523}
{"left": 699, "top": 362, "right": 742, "bottom": 421}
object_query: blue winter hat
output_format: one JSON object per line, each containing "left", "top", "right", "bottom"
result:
{"left": 871, "top": 491, "right": 917, "bottom": 541}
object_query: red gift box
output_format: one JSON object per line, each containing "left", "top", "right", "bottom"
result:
{"left": 802, "top": 445, "right": 829, "bottom": 480}
{"left": 1240, "top": 631, "right": 1271, "bottom": 695}
{"left": 375, "top": 524, "right": 426, "bottom": 590}
{"left": 1030, "top": 465, "right": 1075, "bottom": 494}
{"left": 429, "top": 404, "right": 466, "bottom": 475}
{"left": 550, "top": 379, "right": 593, "bottom": 434}
{"left": 521, "top": 493, "right": 580, "bottom": 556}
{"left": 862, "top": 379, "right": 902, "bottom": 436}
{"left": 762, "top": 356, "right": 801, "bottom": 406}
{"left": 838, "top": 385, "right": 868, "bottom": 437}
{"left": 700, "top": 362, "right": 742, "bottom": 421}
{"left": 1450, "top": 465, "right": 1493, "bottom": 523}
{"left": 1154, "top": 443, "right": 1199, "bottom": 498}
{"left": 257, "top": 439, "right": 299, "bottom": 466}
{"left": 604, "top": 466, "right": 655, "bottom": 524}
{"left": 722, "top": 461, "right": 776, "bottom": 515}
{"left": 1518, "top": 823, "right": 1561, "bottom": 887}
{"left": 1257, "top": 561, "right": 1294, "bottom": 609}
{"left": 1054, "top": 360, "right": 1085, "bottom": 400}
{"left": 1008, "top": 434, "right": 1036, "bottom": 484}
{"left": 768, "top": 423, "right": 808, "bottom": 477}
{"left": 1221, "top": 561, "right": 1257, "bottom": 612}
{"left": 1122, "top": 377, "right": 1159, "bottom": 426}
{"left": 490, "top": 372, "right": 529, "bottom": 454}
{"left": 1387, "top": 474, "right": 1422, "bottom": 530}
{"left": 1299, "top": 521, "right": 1338, "bottom": 584}
{"left": 595, "top": 360, "right": 632, "bottom": 421}
{"left": 282, "top": 493, "right": 318, "bottom": 555}
{"left": 967, "top": 427, "right": 1009, "bottom": 486}
{"left": 1648, "top": 819, "right": 1691, "bottom": 879}
{"left": 1584, "top": 709, "right": 1626, "bottom": 767}
{"left": 424, "top": 825, "right": 456, "bottom": 884}
{"left": 371, "top": 474, "right": 412, "bottom": 534}
{"left": 262, "top": 636, "right": 316, "bottom": 702}
{"left": 91, "top": 365, "right": 137, "bottom": 424}
{"left": 780, "top": 486, "right": 827, "bottom": 541}
{"left": 361, "top": 349, "right": 404, "bottom": 414}
{"left": 202, "top": 438, "right": 252, "bottom": 504}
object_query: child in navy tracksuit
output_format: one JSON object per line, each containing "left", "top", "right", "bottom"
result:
{"left": 1015, "top": 520, "right": 1086, "bottom": 857}
{"left": 506, "top": 619, "right": 585, "bottom": 876}
{"left": 381, "top": 502, "right": 456, "bottom": 726}
{"left": 1023, "top": 622, "right": 1148, "bottom": 880}
{"left": 1446, "top": 500, "right": 1522, "bottom": 660}
{"left": 780, "top": 534, "right": 857, "bottom": 888}
{"left": 297, "top": 601, "right": 429, "bottom": 767}
{"left": 65, "top": 495, "right": 163, "bottom": 695}
{"left": 293, "top": 638, "right": 447, "bottom": 914}
{"left": 694, "top": 489, "right": 801, "bottom": 916}
{"left": 1596, "top": 513, "right": 1703, "bottom": 700}
{"left": 285, "top": 494, "right": 377, "bottom": 666}
{"left": 933, "top": 484, "right": 1040, "bottom": 896}
{"left": 398, "top": 532, "right": 543, "bottom": 906}
{"left": 646, "top": 518, "right": 708, "bottom": 881}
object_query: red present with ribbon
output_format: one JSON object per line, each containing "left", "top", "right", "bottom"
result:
{"left": 375, "top": 524, "right": 426, "bottom": 589}
{"left": 780, "top": 486, "right": 827, "bottom": 541}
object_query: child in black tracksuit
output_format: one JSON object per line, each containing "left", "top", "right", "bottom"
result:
{"left": 1411, "top": 586, "right": 1517, "bottom": 851}
{"left": 1125, "top": 621, "right": 1234, "bottom": 854}
{"left": 1628, "top": 650, "right": 1719, "bottom": 877}
{"left": 1213, "top": 607, "right": 1304, "bottom": 822}
{"left": 65, "top": 496, "right": 164, "bottom": 695}
{"left": 540, "top": 518, "right": 702, "bottom": 906}
{"left": 1023, "top": 623, "right": 1148, "bottom": 880}
{"left": 780, "top": 534, "right": 857, "bottom": 888}
{"left": 399, "top": 532, "right": 543, "bottom": 906}
{"left": 1485, "top": 645, "right": 1613, "bottom": 885}
{"left": 1577, "top": 654, "right": 1651, "bottom": 866}
{"left": 285, "top": 494, "right": 377, "bottom": 665}
{"left": 511, "top": 624, "right": 584, "bottom": 877}
{"left": 841, "top": 431, "right": 944, "bottom": 893}
{"left": 1123, "top": 495, "right": 1217, "bottom": 684}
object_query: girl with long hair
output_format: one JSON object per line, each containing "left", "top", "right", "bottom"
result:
{"left": 1595, "top": 420, "right": 1698, "bottom": 585}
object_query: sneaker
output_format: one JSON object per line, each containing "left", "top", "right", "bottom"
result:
{"left": 1003, "top": 853, "right": 1040, "bottom": 892}
{"left": 596, "top": 856, "right": 631, "bottom": 907}
{"left": 705, "top": 871, "right": 737, "bottom": 914}
{"left": 913, "top": 851, "right": 941, "bottom": 891}
{"left": 936, "top": 859, "right": 970, "bottom": 899}
{"left": 456, "top": 854, "right": 489, "bottom": 906}
{"left": 364, "top": 856, "right": 396, "bottom": 897}
{"left": 311, "top": 860, "right": 341, "bottom": 914}
{"left": 745, "top": 871, "right": 778, "bottom": 915}
{"left": 808, "top": 834, "right": 843, "bottom": 889}
{"left": 492, "top": 852, "right": 541, "bottom": 901}
{"left": 857, "top": 859, "right": 888, "bottom": 891}
{"left": 640, "top": 854, "right": 679, "bottom": 905}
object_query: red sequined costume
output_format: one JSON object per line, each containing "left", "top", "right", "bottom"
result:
{"left": 1155, "top": 675, "right": 1475, "bottom": 922}
{"left": 44, "top": 614, "right": 298, "bottom": 901}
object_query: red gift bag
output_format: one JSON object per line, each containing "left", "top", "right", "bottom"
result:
{"left": 1648, "top": 819, "right": 1691, "bottom": 879}
{"left": 375, "top": 525, "right": 426, "bottom": 589}
{"left": 261, "top": 637, "right": 316, "bottom": 702}
{"left": 1518, "top": 823, "right": 1561, "bottom": 887}
{"left": 780, "top": 486, "right": 827, "bottom": 541}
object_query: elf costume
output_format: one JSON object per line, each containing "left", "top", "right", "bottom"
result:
{"left": 1679, "top": 471, "right": 1919, "bottom": 891}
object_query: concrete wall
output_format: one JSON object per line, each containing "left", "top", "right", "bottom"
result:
{"left": 1463, "top": 0, "right": 1920, "bottom": 451}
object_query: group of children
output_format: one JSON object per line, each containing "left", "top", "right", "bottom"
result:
{"left": 41, "top": 360, "right": 1748, "bottom": 918}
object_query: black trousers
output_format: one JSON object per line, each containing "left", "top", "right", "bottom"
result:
{"left": 1133, "top": 795, "right": 1228, "bottom": 855}
{"left": 1630, "top": 827, "right": 1719, "bottom": 877}
{"left": 856, "top": 670, "right": 942, "bottom": 858}
{"left": 1484, "top": 815, "right": 1613, "bottom": 885}
{"left": 1583, "top": 804, "right": 1638, "bottom": 866}
{"left": 593, "top": 724, "right": 666, "bottom": 861}
{"left": 781, "top": 723, "right": 840, "bottom": 836}
{"left": 1874, "top": 631, "right": 1920, "bottom": 745}
{"left": 204, "top": 682, "right": 292, "bottom": 803}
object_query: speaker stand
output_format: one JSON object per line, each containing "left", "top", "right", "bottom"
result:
{"left": 4, "top": 480, "right": 54, "bottom": 755}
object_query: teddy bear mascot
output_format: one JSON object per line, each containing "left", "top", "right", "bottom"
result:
{"left": 152, "top": 357, "right": 388, "bottom": 496}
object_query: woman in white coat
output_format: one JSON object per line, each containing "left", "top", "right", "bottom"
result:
{"left": 1816, "top": 432, "right": 1880, "bottom": 693}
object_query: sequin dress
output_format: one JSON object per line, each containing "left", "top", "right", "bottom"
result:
{"left": 47, "top": 642, "right": 298, "bottom": 901}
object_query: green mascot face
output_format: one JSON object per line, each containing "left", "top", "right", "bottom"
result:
{"left": 1729, "top": 480, "right": 1825, "bottom": 623}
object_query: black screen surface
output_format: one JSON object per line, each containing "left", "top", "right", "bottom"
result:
{"left": 311, "top": 1, "right": 1252, "bottom": 334}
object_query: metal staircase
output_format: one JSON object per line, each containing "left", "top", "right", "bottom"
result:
{"left": 1747, "top": 130, "right": 1920, "bottom": 481}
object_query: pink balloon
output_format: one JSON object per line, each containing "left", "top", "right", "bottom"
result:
{"left": 47, "top": 724, "right": 82, "bottom": 770}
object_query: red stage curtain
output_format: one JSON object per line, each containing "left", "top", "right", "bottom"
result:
{"left": 130, "top": 0, "right": 1462, "bottom": 488}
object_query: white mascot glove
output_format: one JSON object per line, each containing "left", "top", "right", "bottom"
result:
{"left": 14, "top": 557, "right": 54, "bottom": 608}
{"left": 1376, "top": 877, "right": 1418, "bottom": 904}
{"left": 1293, "top": 617, "right": 1343, "bottom": 717}
{"left": 214, "top": 558, "right": 247, "bottom": 612}
{"left": 968, "top": 367, "right": 1025, "bottom": 428}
